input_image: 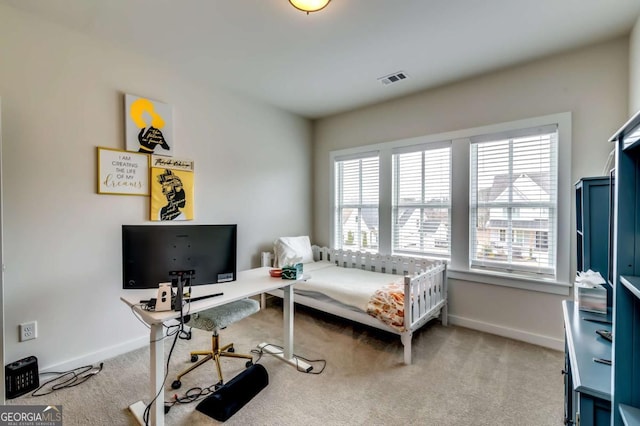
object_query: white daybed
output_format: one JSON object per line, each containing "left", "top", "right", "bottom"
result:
{"left": 262, "top": 244, "right": 447, "bottom": 365}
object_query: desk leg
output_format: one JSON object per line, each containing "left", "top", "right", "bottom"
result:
{"left": 259, "top": 284, "right": 312, "bottom": 372}
{"left": 129, "top": 323, "right": 165, "bottom": 426}
{"left": 283, "top": 284, "right": 293, "bottom": 360}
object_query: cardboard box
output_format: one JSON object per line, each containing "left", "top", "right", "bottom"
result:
{"left": 575, "top": 283, "right": 607, "bottom": 313}
{"left": 282, "top": 263, "right": 303, "bottom": 280}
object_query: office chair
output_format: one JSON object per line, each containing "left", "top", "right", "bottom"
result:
{"left": 171, "top": 298, "right": 260, "bottom": 389}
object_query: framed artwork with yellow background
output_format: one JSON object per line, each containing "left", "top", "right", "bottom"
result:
{"left": 125, "top": 94, "right": 174, "bottom": 157}
{"left": 150, "top": 155, "right": 194, "bottom": 221}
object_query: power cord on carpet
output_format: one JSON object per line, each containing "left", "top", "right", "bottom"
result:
{"left": 31, "top": 363, "right": 104, "bottom": 397}
{"left": 164, "top": 342, "right": 327, "bottom": 413}
{"left": 164, "top": 382, "right": 219, "bottom": 410}
{"left": 250, "top": 343, "right": 327, "bottom": 375}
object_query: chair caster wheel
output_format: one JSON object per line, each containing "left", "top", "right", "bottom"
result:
{"left": 228, "top": 347, "right": 235, "bottom": 353}
{"left": 190, "top": 355, "right": 198, "bottom": 362}
{"left": 245, "top": 361, "right": 253, "bottom": 368}
{"left": 171, "top": 380, "right": 181, "bottom": 390}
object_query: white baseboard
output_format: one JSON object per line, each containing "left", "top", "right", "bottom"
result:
{"left": 447, "top": 314, "right": 564, "bottom": 352}
{"left": 40, "top": 335, "right": 148, "bottom": 373}
{"left": 39, "top": 317, "right": 563, "bottom": 372}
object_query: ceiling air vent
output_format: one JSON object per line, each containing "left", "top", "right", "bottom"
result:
{"left": 378, "top": 71, "right": 409, "bottom": 85}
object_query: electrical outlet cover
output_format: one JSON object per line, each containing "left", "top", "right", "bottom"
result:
{"left": 19, "top": 321, "right": 37, "bottom": 342}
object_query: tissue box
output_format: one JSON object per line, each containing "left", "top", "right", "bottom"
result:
{"left": 575, "top": 283, "right": 607, "bottom": 313}
{"left": 282, "top": 263, "right": 303, "bottom": 280}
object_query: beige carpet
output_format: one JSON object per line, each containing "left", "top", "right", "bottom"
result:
{"left": 9, "top": 297, "right": 564, "bottom": 425}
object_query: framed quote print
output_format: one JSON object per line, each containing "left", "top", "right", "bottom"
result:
{"left": 97, "top": 147, "right": 150, "bottom": 195}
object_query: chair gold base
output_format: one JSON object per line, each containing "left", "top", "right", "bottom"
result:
{"left": 174, "top": 333, "right": 254, "bottom": 387}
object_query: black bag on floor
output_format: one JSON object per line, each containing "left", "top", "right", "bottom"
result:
{"left": 196, "top": 363, "right": 268, "bottom": 422}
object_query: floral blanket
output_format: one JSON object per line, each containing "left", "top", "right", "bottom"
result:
{"left": 366, "top": 283, "right": 406, "bottom": 332}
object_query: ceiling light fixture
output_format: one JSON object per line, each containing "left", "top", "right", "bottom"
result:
{"left": 289, "top": 0, "right": 331, "bottom": 14}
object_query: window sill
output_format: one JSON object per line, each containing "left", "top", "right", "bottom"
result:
{"left": 447, "top": 268, "right": 571, "bottom": 295}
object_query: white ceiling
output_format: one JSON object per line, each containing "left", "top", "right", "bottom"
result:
{"left": 3, "top": 0, "right": 640, "bottom": 119}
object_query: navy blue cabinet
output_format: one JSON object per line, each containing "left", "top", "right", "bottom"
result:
{"left": 609, "top": 110, "right": 640, "bottom": 425}
{"left": 563, "top": 301, "right": 612, "bottom": 425}
{"left": 575, "top": 176, "right": 612, "bottom": 305}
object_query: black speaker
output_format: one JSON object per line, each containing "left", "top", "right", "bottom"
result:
{"left": 196, "top": 364, "right": 268, "bottom": 422}
{"left": 5, "top": 356, "right": 39, "bottom": 399}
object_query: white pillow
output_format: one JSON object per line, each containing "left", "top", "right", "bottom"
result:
{"left": 274, "top": 236, "right": 314, "bottom": 267}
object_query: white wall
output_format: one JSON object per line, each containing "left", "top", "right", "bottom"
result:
{"left": 630, "top": 15, "right": 640, "bottom": 115}
{"left": 313, "top": 38, "right": 629, "bottom": 349}
{"left": 0, "top": 4, "right": 312, "bottom": 370}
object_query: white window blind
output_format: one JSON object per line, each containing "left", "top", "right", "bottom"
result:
{"left": 392, "top": 143, "right": 451, "bottom": 257}
{"left": 334, "top": 153, "right": 379, "bottom": 252}
{"left": 470, "top": 125, "right": 558, "bottom": 276}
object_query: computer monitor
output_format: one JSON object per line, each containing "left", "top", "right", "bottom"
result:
{"left": 122, "top": 224, "right": 237, "bottom": 289}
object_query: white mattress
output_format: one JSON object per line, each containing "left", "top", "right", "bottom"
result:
{"left": 295, "top": 261, "right": 403, "bottom": 311}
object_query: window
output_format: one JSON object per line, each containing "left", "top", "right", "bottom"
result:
{"left": 329, "top": 113, "right": 570, "bottom": 290}
{"left": 392, "top": 143, "right": 451, "bottom": 257}
{"left": 334, "top": 153, "right": 379, "bottom": 252}
{"left": 470, "top": 125, "right": 558, "bottom": 276}
{"left": 535, "top": 231, "right": 549, "bottom": 250}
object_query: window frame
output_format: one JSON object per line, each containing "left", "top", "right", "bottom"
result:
{"left": 329, "top": 112, "right": 571, "bottom": 295}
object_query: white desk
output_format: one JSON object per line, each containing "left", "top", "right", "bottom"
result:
{"left": 120, "top": 266, "right": 306, "bottom": 426}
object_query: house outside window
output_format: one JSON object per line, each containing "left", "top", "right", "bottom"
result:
{"left": 470, "top": 125, "right": 558, "bottom": 277}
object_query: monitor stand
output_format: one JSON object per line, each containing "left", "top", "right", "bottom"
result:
{"left": 170, "top": 269, "right": 195, "bottom": 311}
